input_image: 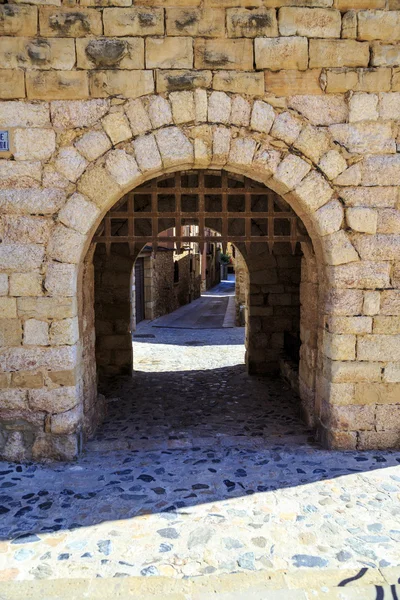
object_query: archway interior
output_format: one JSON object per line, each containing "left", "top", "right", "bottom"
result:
{"left": 85, "top": 170, "right": 318, "bottom": 446}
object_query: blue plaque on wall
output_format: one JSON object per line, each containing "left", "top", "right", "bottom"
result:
{"left": 0, "top": 131, "right": 9, "bottom": 152}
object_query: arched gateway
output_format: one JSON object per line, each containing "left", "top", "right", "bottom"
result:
{"left": 1, "top": 92, "right": 398, "bottom": 460}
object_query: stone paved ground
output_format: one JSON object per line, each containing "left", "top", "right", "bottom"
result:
{"left": 0, "top": 288, "right": 400, "bottom": 584}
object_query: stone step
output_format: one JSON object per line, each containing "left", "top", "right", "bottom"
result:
{"left": 1, "top": 569, "right": 399, "bottom": 600}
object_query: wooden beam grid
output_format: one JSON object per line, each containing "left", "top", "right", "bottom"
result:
{"left": 94, "top": 171, "right": 308, "bottom": 253}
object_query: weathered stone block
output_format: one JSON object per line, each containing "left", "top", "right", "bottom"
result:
{"left": 265, "top": 69, "right": 322, "bottom": 96}
{"left": 212, "top": 126, "right": 231, "bottom": 167}
{"left": 75, "top": 130, "right": 112, "bottom": 162}
{"left": 0, "top": 189, "right": 65, "bottom": 216}
{"left": 11, "top": 371, "right": 44, "bottom": 389}
{"left": 229, "top": 137, "right": 257, "bottom": 168}
{"left": 26, "top": 71, "right": 89, "bottom": 100}
{"left": 49, "top": 317, "right": 79, "bottom": 346}
{"left": 325, "top": 289, "right": 363, "bottom": 316}
{"left": 371, "top": 43, "right": 400, "bottom": 67}
{"left": 0, "top": 389, "right": 27, "bottom": 410}
{"left": 90, "top": 70, "right": 154, "bottom": 98}
{"left": 0, "top": 70, "right": 25, "bottom": 99}
{"left": 0, "top": 5, "right": 38, "bottom": 36}
{"left": 59, "top": 193, "right": 100, "bottom": 235}
{"left": 195, "top": 39, "right": 253, "bottom": 70}
{"left": 289, "top": 171, "right": 333, "bottom": 213}
{"left": 50, "top": 404, "right": 82, "bottom": 435}
{"left": 125, "top": 98, "right": 152, "bottom": 135}
{"left": 24, "top": 319, "right": 49, "bottom": 346}
{"left": 309, "top": 40, "right": 370, "bottom": 68}
{"left": 380, "top": 290, "right": 400, "bottom": 316}
{"left": 346, "top": 207, "right": 377, "bottom": 234}
{"left": 352, "top": 234, "right": 400, "bottom": 261}
{"left": 45, "top": 263, "right": 78, "bottom": 297}
{"left": 330, "top": 122, "right": 395, "bottom": 154}
{"left": 340, "top": 187, "right": 398, "bottom": 208}
{"left": 270, "top": 111, "right": 302, "bottom": 145}
{"left": 326, "top": 358, "right": 382, "bottom": 383}
{"left": 318, "top": 150, "right": 347, "bottom": 180}
{"left": 323, "top": 330, "right": 356, "bottom": 361}
{"left": 361, "top": 155, "right": 400, "bottom": 186}
{"left": 103, "top": 7, "right": 164, "bottom": 36}
{"left": 213, "top": 71, "right": 264, "bottom": 96}
{"left": 364, "top": 291, "right": 380, "bottom": 316}
{"left": 379, "top": 92, "right": 400, "bottom": 121}
{"left": 377, "top": 208, "right": 400, "bottom": 234}
{"left": 133, "top": 134, "right": 162, "bottom": 175}
{"left": 327, "top": 261, "right": 390, "bottom": 289}
{"left": 358, "top": 431, "right": 400, "bottom": 450}
{"left": 333, "top": 164, "right": 361, "bottom": 187}
{"left": 384, "top": 363, "right": 400, "bottom": 383}
{"left": 341, "top": 10, "right": 357, "bottom": 39}
{"left": 374, "top": 316, "right": 400, "bottom": 335}
{"left": 78, "top": 165, "right": 121, "bottom": 209}
{"left": 39, "top": 6, "right": 102, "bottom": 36}
{"left": 155, "top": 127, "right": 194, "bottom": 169}
{"left": 0, "top": 244, "right": 45, "bottom": 273}
{"left": 250, "top": 100, "right": 275, "bottom": 133}
{"left": 314, "top": 200, "right": 343, "bottom": 236}
{"left": 14, "top": 128, "right": 56, "bottom": 161}
{"left": 55, "top": 146, "right": 88, "bottom": 183}
{"left": 76, "top": 37, "right": 144, "bottom": 70}
{"left": 9, "top": 273, "right": 43, "bottom": 297}
{"left": 358, "top": 334, "right": 400, "bottom": 362}
{"left": 323, "top": 231, "right": 359, "bottom": 266}
{"left": 227, "top": 8, "right": 278, "bottom": 37}
{"left": 156, "top": 69, "right": 212, "bottom": 93}
{"left": 0, "top": 274, "right": 8, "bottom": 297}
{"left": 3, "top": 346, "right": 77, "bottom": 372}
{"left": 32, "top": 432, "right": 79, "bottom": 461}
{"left": 29, "top": 386, "right": 78, "bottom": 413}
{"left": 51, "top": 99, "right": 109, "bottom": 129}
{"left": 294, "top": 125, "right": 331, "bottom": 163}
{"left": 170, "top": 91, "right": 195, "bottom": 124}
{"left": 48, "top": 224, "right": 86, "bottom": 264}
{"left": 279, "top": 7, "right": 341, "bottom": 38}
{"left": 102, "top": 111, "right": 132, "bottom": 144}
{"left": 255, "top": 37, "right": 308, "bottom": 71}
{"left": 288, "top": 95, "right": 347, "bottom": 126}
{"left": 147, "top": 95, "right": 173, "bottom": 128}
{"left": 0, "top": 37, "right": 75, "bottom": 71}
{"left": 271, "top": 154, "right": 311, "bottom": 195}
{"left": 146, "top": 37, "right": 193, "bottom": 69}
{"left": 356, "top": 383, "right": 400, "bottom": 407}
{"left": 358, "top": 10, "right": 400, "bottom": 42}
{"left": 0, "top": 102, "right": 50, "bottom": 127}
{"left": 252, "top": 146, "right": 281, "bottom": 180}
{"left": 349, "top": 93, "right": 378, "bottom": 122}
{"left": 3, "top": 215, "right": 51, "bottom": 245}
{"left": 326, "top": 316, "right": 372, "bottom": 335}
{"left": 167, "top": 8, "right": 225, "bottom": 37}
{"left": 0, "top": 319, "right": 22, "bottom": 347}
{"left": 105, "top": 149, "right": 142, "bottom": 188}
{"left": 329, "top": 404, "right": 375, "bottom": 431}
{"left": 0, "top": 161, "right": 42, "bottom": 190}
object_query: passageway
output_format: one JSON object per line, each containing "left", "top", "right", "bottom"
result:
{"left": 90, "top": 277, "right": 311, "bottom": 453}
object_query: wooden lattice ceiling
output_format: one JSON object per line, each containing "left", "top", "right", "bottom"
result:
{"left": 93, "top": 170, "right": 309, "bottom": 254}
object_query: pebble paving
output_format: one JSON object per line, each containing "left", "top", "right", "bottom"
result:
{"left": 1, "top": 296, "right": 400, "bottom": 582}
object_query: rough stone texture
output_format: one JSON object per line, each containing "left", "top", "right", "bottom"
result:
{"left": 0, "top": 2, "right": 400, "bottom": 459}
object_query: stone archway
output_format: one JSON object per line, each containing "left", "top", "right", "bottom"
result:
{"left": 2, "top": 91, "right": 383, "bottom": 461}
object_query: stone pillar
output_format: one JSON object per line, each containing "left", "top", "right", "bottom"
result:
{"left": 299, "top": 245, "right": 319, "bottom": 427}
{"left": 246, "top": 244, "right": 301, "bottom": 375}
{"left": 94, "top": 244, "right": 136, "bottom": 378}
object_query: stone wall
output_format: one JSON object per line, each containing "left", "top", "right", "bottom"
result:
{"left": 136, "top": 249, "right": 201, "bottom": 322}
{"left": 0, "top": 0, "right": 400, "bottom": 458}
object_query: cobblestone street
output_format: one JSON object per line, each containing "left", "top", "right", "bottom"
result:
{"left": 0, "top": 285, "right": 400, "bottom": 588}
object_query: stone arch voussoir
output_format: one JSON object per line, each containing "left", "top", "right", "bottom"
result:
{"left": 46, "top": 91, "right": 358, "bottom": 279}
